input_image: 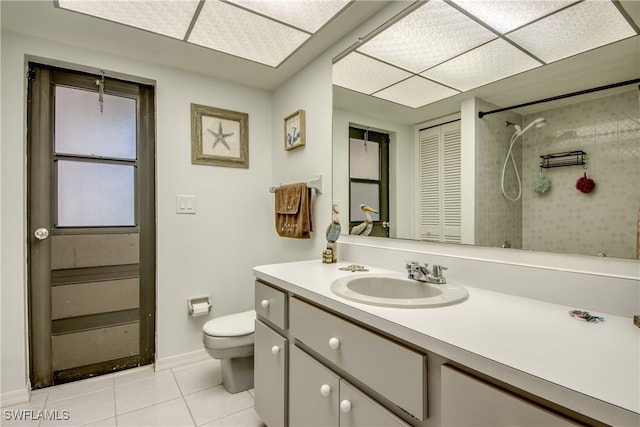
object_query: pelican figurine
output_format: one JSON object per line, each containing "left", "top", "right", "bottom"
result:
{"left": 326, "top": 204, "right": 341, "bottom": 243}
{"left": 350, "top": 204, "right": 378, "bottom": 236}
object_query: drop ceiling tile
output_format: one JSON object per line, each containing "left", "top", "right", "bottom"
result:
{"left": 373, "top": 76, "right": 459, "bottom": 108}
{"left": 332, "top": 52, "right": 412, "bottom": 95}
{"left": 450, "top": 0, "right": 576, "bottom": 34}
{"left": 228, "top": 0, "right": 351, "bottom": 33}
{"left": 357, "top": 0, "right": 497, "bottom": 73}
{"left": 57, "top": 0, "right": 199, "bottom": 40}
{"left": 422, "top": 39, "right": 542, "bottom": 92}
{"left": 188, "top": 0, "right": 309, "bottom": 67}
{"left": 507, "top": 0, "right": 637, "bottom": 63}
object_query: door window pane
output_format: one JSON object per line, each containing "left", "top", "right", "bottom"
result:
{"left": 57, "top": 160, "right": 135, "bottom": 227}
{"left": 55, "top": 86, "right": 136, "bottom": 159}
{"left": 349, "top": 138, "right": 380, "bottom": 179}
{"left": 350, "top": 182, "right": 380, "bottom": 222}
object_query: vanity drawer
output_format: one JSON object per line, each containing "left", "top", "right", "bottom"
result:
{"left": 441, "top": 365, "right": 577, "bottom": 426}
{"left": 290, "top": 297, "right": 426, "bottom": 421}
{"left": 255, "top": 280, "right": 287, "bottom": 331}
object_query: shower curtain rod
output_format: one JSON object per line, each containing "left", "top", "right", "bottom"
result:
{"left": 478, "top": 78, "right": 640, "bottom": 119}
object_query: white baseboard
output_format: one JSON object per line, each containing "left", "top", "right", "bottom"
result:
{"left": 0, "top": 385, "right": 31, "bottom": 408}
{"left": 154, "top": 349, "right": 209, "bottom": 372}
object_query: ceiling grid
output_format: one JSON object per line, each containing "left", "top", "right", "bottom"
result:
{"left": 333, "top": 0, "right": 639, "bottom": 108}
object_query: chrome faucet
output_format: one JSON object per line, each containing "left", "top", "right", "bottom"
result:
{"left": 405, "top": 261, "right": 448, "bottom": 284}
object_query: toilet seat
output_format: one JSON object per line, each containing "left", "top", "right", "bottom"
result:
{"left": 203, "top": 309, "right": 255, "bottom": 337}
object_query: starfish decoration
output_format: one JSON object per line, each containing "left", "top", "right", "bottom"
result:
{"left": 207, "top": 122, "right": 234, "bottom": 150}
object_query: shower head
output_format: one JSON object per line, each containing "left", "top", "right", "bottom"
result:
{"left": 519, "top": 117, "right": 546, "bottom": 135}
{"left": 505, "top": 121, "right": 522, "bottom": 134}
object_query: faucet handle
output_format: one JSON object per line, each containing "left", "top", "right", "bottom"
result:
{"left": 431, "top": 265, "right": 447, "bottom": 277}
{"left": 405, "top": 261, "right": 418, "bottom": 270}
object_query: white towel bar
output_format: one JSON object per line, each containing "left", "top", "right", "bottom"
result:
{"left": 269, "top": 174, "right": 322, "bottom": 194}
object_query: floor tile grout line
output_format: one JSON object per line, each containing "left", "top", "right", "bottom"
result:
{"left": 205, "top": 401, "right": 257, "bottom": 427}
{"left": 170, "top": 367, "right": 198, "bottom": 427}
{"left": 11, "top": 362, "right": 251, "bottom": 427}
{"left": 111, "top": 377, "right": 119, "bottom": 427}
{"left": 112, "top": 368, "right": 179, "bottom": 417}
{"left": 37, "top": 391, "right": 50, "bottom": 427}
{"left": 196, "top": 390, "right": 256, "bottom": 427}
{"left": 112, "top": 368, "right": 193, "bottom": 423}
{"left": 115, "top": 396, "right": 187, "bottom": 418}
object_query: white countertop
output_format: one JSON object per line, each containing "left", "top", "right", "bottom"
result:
{"left": 254, "top": 260, "right": 640, "bottom": 425}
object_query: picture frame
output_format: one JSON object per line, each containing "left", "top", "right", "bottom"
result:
{"left": 284, "top": 109, "right": 305, "bottom": 151}
{"left": 191, "top": 103, "right": 249, "bottom": 168}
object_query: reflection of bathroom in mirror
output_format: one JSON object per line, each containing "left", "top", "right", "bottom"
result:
{"left": 332, "top": 0, "right": 640, "bottom": 259}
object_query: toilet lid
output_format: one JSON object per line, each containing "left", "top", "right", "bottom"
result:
{"left": 203, "top": 310, "right": 255, "bottom": 337}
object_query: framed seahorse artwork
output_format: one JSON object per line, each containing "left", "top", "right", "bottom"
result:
{"left": 284, "top": 109, "right": 305, "bottom": 151}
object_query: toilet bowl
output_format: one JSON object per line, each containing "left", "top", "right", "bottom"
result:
{"left": 202, "top": 309, "right": 255, "bottom": 393}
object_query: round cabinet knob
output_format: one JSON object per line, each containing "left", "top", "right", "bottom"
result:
{"left": 261, "top": 300, "right": 269, "bottom": 308}
{"left": 320, "top": 384, "right": 331, "bottom": 397}
{"left": 34, "top": 228, "right": 49, "bottom": 241}
{"left": 328, "top": 337, "right": 340, "bottom": 350}
{"left": 340, "top": 400, "right": 352, "bottom": 413}
{"left": 271, "top": 345, "right": 280, "bottom": 355}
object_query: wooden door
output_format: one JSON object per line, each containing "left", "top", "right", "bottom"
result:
{"left": 27, "top": 63, "right": 156, "bottom": 387}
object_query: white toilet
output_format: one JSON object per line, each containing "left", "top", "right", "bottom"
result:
{"left": 202, "top": 309, "right": 256, "bottom": 393}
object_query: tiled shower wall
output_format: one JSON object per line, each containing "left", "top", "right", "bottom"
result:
{"left": 521, "top": 89, "right": 639, "bottom": 258}
{"left": 475, "top": 99, "right": 523, "bottom": 249}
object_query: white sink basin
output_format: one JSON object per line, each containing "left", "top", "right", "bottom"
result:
{"left": 330, "top": 273, "right": 468, "bottom": 308}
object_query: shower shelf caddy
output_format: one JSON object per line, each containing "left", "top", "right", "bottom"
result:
{"left": 539, "top": 150, "right": 586, "bottom": 169}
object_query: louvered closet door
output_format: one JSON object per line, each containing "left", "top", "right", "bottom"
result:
{"left": 419, "top": 121, "right": 461, "bottom": 243}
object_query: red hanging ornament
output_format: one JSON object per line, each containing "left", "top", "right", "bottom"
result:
{"left": 576, "top": 172, "right": 596, "bottom": 193}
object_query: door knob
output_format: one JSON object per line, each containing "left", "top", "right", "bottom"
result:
{"left": 328, "top": 337, "right": 340, "bottom": 349}
{"left": 261, "top": 300, "right": 270, "bottom": 308}
{"left": 271, "top": 345, "right": 280, "bottom": 355}
{"left": 34, "top": 228, "right": 49, "bottom": 240}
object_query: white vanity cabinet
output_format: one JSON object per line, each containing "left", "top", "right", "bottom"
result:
{"left": 290, "top": 345, "right": 410, "bottom": 427}
{"left": 254, "top": 262, "right": 638, "bottom": 427}
{"left": 254, "top": 281, "right": 288, "bottom": 427}
{"left": 441, "top": 365, "right": 578, "bottom": 426}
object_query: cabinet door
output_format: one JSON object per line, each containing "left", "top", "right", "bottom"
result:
{"left": 254, "top": 320, "right": 287, "bottom": 427}
{"left": 441, "top": 365, "right": 577, "bottom": 426}
{"left": 339, "top": 380, "right": 410, "bottom": 427}
{"left": 290, "top": 298, "right": 426, "bottom": 420}
{"left": 290, "top": 345, "right": 340, "bottom": 426}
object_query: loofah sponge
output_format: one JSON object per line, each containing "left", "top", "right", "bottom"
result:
{"left": 576, "top": 172, "right": 596, "bottom": 193}
{"left": 531, "top": 174, "right": 551, "bottom": 193}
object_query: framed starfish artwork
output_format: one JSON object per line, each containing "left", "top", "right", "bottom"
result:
{"left": 191, "top": 103, "right": 248, "bottom": 168}
{"left": 284, "top": 109, "right": 305, "bottom": 151}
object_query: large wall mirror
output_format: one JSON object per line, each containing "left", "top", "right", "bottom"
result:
{"left": 332, "top": 0, "right": 640, "bottom": 259}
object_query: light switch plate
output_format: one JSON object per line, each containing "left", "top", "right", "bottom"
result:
{"left": 176, "top": 195, "right": 196, "bottom": 214}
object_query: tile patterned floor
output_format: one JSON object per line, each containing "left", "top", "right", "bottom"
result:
{"left": 1, "top": 359, "right": 265, "bottom": 427}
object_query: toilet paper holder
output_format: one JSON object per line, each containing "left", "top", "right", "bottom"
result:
{"left": 188, "top": 296, "right": 212, "bottom": 316}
